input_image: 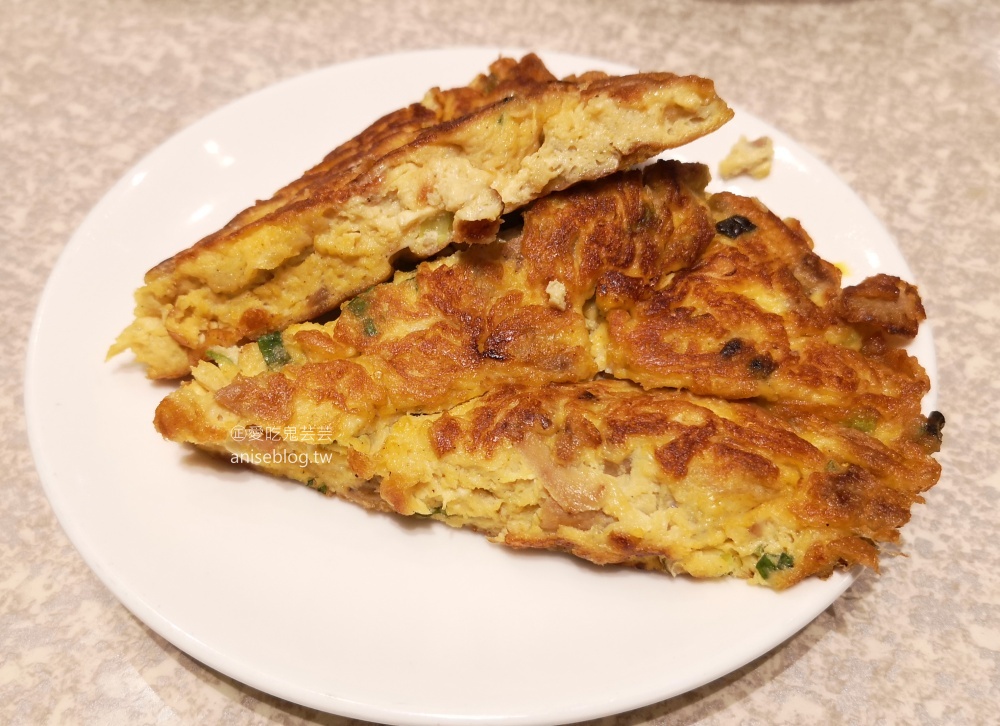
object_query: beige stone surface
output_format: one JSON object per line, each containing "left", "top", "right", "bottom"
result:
{"left": 2, "top": 0, "right": 998, "bottom": 723}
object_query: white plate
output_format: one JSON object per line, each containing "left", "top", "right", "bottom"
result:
{"left": 25, "top": 48, "right": 936, "bottom": 725}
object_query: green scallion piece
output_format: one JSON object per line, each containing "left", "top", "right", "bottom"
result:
{"left": 846, "top": 411, "right": 878, "bottom": 433}
{"left": 205, "top": 349, "right": 234, "bottom": 366}
{"left": 756, "top": 552, "right": 794, "bottom": 580}
{"left": 258, "top": 331, "right": 291, "bottom": 368}
{"left": 345, "top": 295, "right": 370, "bottom": 317}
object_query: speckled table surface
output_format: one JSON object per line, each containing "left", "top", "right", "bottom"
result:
{"left": 3, "top": 0, "right": 999, "bottom": 724}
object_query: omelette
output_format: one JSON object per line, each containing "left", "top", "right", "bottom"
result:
{"left": 153, "top": 162, "right": 943, "bottom": 588}
{"left": 109, "top": 55, "right": 733, "bottom": 379}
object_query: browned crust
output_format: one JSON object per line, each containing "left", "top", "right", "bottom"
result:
{"left": 149, "top": 54, "right": 559, "bottom": 279}
{"left": 195, "top": 162, "right": 713, "bottom": 424}
{"left": 152, "top": 166, "right": 942, "bottom": 589}
{"left": 117, "top": 54, "right": 734, "bottom": 380}
{"left": 838, "top": 273, "right": 927, "bottom": 338}
{"left": 418, "top": 380, "right": 938, "bottom": 586}
{"left": 148, "top": 66, "right": 724, "bottom": 281}
{"left": 604, "top": 192, "right": 931, "bottom": 425}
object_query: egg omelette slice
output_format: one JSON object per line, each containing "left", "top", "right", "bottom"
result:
{"left": 152, "top": 162, "right": 943, "bottom": 588}
{"left": 109, "top": 56, "right": 733, "bottom": 378}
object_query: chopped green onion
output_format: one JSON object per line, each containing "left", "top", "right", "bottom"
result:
{"left": 362, "top": 318, "right": 378, "bottom": 337}
{"left": 638, "top": 201, "right": 656, "bottom": 229}
{"left": 306, "top": 479, "right": 332, "bottom": 495}
{"left": 418, "top": 213, "right": 454, "bottom": 244}
{"left": 258, "top": 331, "right": 291, "bottom": 368}
{"left": 846, "top": 411, "right": 878, "bottom": 433}
{"left": 756, "top": 552, "right": 794, "bottom": 580}
{"left": 345, "top": 295, "right": 370, "bottom": 317}
{"left": 205, "top": 349, "right": 234, "bottom": 366}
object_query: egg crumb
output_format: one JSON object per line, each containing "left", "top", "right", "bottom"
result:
{"left": 546, "top": 280, "right": 567, "bottom": 310}
{"left": 720, "top": 135, "right": 774, "bottom": 180}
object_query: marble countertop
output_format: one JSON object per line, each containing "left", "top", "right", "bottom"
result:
{"left": 3, "top": 0, "right": 998, "bottom": 723}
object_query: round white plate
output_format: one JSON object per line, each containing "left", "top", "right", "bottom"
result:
{"left": 25, "top": 48, "right": 936, "bottom": 725}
